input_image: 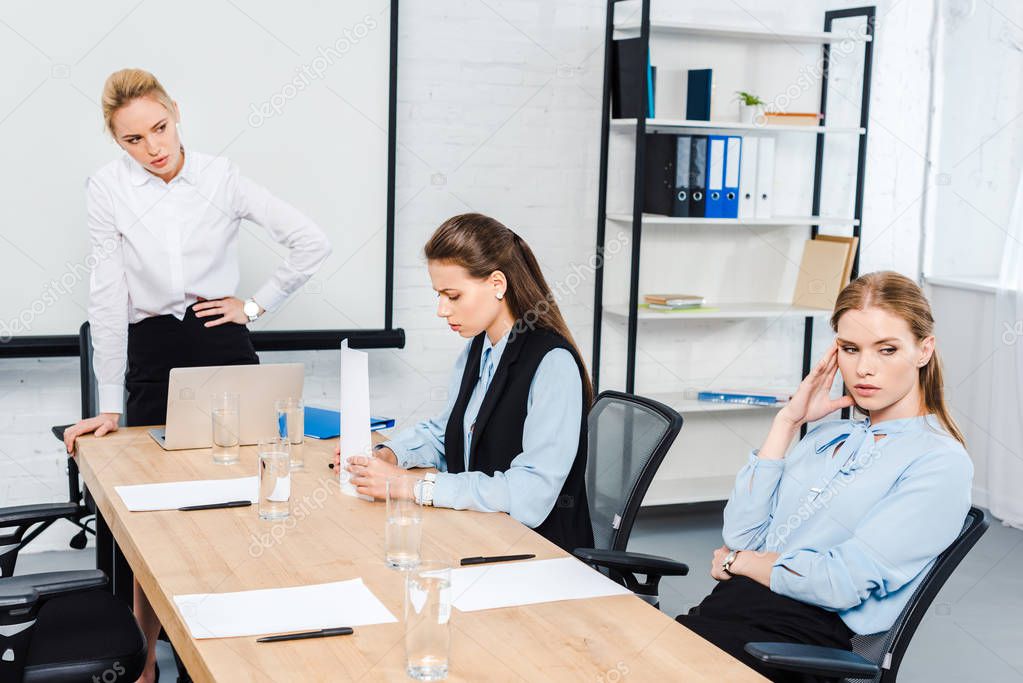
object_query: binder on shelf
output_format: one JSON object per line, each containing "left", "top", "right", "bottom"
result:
{"left": 737, "top": 136, "right": 758, "bottom": 219}
{"left": 643, "top": 134, "right": 677, "bottom": 217}
{"left": 689, "top": 136, "right": 708, "bottom": 217}
{"left": 792, "top": 238, "right": 852, "bottom": 310}
{"left": 754, "top": 136, "right": 775, "bottom": 219}
{"left": 704, "top": 135, "right": 727, "bottom": 218}
{"left": 722, "top": 136, "right": 741, "bottom": 219}
{"left": 673, "top": 134, "right": 692, "bottom": 216}
{"left": 686, "top": 68, "right": 712, "bottom": 120}
{"left": 611, "top": 38, "right": 651, "bottom": 119}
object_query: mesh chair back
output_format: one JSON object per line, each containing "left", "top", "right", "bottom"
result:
{"left": 844, "top": 506, "right": 989, "bottom": 682}
{"left": 586, "top": 391, "right": 683, "bottom": 552}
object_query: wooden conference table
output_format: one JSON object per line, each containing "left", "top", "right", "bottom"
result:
{"left": 76, "top": 427, "right": 764, "bottom": 682}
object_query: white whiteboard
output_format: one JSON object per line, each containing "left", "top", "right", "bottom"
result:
{"left": 0, "top": 0, "right": 392, "bottom": 341}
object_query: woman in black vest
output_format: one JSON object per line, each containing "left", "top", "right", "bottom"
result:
{"left": 342, "top": 213, "right": 594, "bottom": 551}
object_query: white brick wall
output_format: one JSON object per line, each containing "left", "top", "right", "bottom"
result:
{"left": 0, "top": 0, "right": 932, "bottom": 551}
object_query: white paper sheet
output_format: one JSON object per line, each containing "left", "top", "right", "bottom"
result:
{"left": 173, "top": 578, "right": 397, "bottom": 639}
{"left": 449, "top": 557, "right": 632, "bottom": 612}
{"left": 115, "top": 476, "right": 259, "bottom": 512}
{"left": 339, "top": 339, "right": 373, "bottom": 499}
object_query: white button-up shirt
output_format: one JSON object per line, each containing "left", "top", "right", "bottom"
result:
{"left": 86, "top": 149, "right": 332, "bottom": 414}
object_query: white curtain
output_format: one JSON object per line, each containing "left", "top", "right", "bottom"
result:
{"left": 988, "top": 171, "right": 1023, "bottom": 529}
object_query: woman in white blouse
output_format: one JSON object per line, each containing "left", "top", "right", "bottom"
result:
{"left": 63, "top": 68, "right": 330, "bottom": 449}
{"left": 62, "top": 68, "right": 331, "bottom": 683}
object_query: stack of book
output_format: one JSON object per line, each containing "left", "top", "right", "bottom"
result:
{"left": 644, "top": 293, "right": 705, "bottom": 311}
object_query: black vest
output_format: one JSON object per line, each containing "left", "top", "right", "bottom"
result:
{"left": 444, "top": 328, "right": 594, "bottom": 552}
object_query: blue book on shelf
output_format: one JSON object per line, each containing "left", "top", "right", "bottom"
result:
{"left": 303, "top": 406, "right": 395, "bottom": 440}
{"left": 697, "top": 391, "right": 782, "bottom": 406}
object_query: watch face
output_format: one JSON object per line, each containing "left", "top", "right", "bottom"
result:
{"left": 244, "top": 301, "right": 259, "bottom": 317}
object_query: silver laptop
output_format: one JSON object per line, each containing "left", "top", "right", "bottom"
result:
{"left": 149, "top": 363, "right": 304, "bottom": 450}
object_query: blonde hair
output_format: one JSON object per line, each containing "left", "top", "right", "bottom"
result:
{"left": 101, "top": 68, "right": 175, "bottom": 136}
{"left": 831, "top": 271, "right": 965, "bottom": 446}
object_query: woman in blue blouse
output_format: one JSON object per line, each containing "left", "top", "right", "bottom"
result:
{"left": 676, "top": 271, "right": 973, "bottom": 682}
{"left": 340, "top": 213, "right": 595, "bottom": 551}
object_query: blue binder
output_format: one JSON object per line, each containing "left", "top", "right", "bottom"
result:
{"left": 722, "top": 136, "right": 742, "bottom": 219}
{"left": 704, "top": 135, "right": 727, "bottom": 218}
{"left": 303, "top": 406, "right": 395, "bottom": 440}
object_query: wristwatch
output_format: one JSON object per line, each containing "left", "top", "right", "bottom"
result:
{"left": 722, "top": 549, "right": 739, "bottom": 576}
{"left": 414, "top": 472, "right": 437, "bottom": 506}
{"left": 243, "top": 299, "right": 262, "bottom": 323}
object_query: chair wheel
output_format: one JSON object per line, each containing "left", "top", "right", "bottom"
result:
{"left": 70, "top": 530, "right": 88, "bottom": 549}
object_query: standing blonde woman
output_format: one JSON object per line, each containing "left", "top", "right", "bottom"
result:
{"left": 63, "top": 68, "right": 332, "bottom": 683}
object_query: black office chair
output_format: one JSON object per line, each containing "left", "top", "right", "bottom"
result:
{"left": 573, "top": 391, "right": 689, "bottom": 608}
{"left": 745, "top": 506, "right": 990, "bottom": 682}
{"left": 16, "top": 322, "right": 110, "bottom": 563}
{"left": 1, "top": 505, "right": 146, "bottom": 682}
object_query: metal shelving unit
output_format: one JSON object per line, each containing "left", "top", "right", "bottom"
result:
{"left": 590, "top": 2, "right": 876, "bottom": 503}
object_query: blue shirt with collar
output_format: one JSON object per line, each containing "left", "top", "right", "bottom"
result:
{"left": 722, "top": 414, "right": 973, "bottom": 635}
{"left": 383, "top": 331, "right": 583, "bottom": 528}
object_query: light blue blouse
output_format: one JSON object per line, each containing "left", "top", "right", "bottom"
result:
{"left": 722, "top": 414, "right": 973, "bottom": 635}
{"left": 383, "top": 332, "right": 583, "bottom": 528}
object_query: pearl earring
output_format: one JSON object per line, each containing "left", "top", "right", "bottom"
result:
{"left": 496, "top": 291, "right": 504, "bottom": 301}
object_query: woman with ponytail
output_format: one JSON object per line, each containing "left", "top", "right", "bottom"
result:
{"left": 339, "top": 213, "right": 594, "bottom": 551}
{"left": 675, "top": 271, "right": 973, "bottom": 682}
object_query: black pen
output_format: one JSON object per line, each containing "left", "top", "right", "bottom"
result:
{"left": 178, "top": 500, "right": 252, "bottom": 511}
{"left": 460, "top": 553, "right": 536, "bottom": 566}
{"left": 257, "top": 627, "right": 354, "bottom": 643}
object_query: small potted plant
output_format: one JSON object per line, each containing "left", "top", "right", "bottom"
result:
{"left": 735, "top": 91, "right": 765, "bottom": 125}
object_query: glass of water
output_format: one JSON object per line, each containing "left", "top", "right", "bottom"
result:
{"left": 274, "top": 398, "right": 305, "bottom": 471}
{"left": 257, "top": 438, "right": 291, "bottom": 521}
{"left": 405, "top": 561, "right": 451, "bottom": 681}
{"left": 385, "top": 475, "right": 423, "bottom": 570}
{"left": 211, "top": 392, "right": 240, "bottom": 465}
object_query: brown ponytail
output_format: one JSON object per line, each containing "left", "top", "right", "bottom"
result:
{"left": 831, "top": 271, "right": 965, "bottom": 446}
{"left": 425, "top": 213, "right": 594, "bottom": 407}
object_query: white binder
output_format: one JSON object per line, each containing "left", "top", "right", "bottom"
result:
{"left": 754, "top": 136, "right": 775, "bottom": 219}
{"left": 738, "top": 136, "right": 758, "bottom": 220}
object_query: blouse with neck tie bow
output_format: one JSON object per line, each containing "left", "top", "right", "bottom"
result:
{"left": 722, "top": 414, "right": 973, "bottom": 635}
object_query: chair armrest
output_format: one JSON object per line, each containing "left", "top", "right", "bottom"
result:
{"left": 744, "top": 642, "right": 880, "bottom": 678}
{"left": 0, "top": 570, "right": 108, "bottom": 610}
{"left": 573, "top": 548, "right": 689, "bottom": 577}
{"left": 0, "top": 503, "right": 80, "bottom": 529}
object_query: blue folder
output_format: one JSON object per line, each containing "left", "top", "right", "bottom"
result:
{"left": 704, "top": 135, "right": 728, "bottom": 218}
{"left": 303, "top": 406, "right": 395, "bottom": 440}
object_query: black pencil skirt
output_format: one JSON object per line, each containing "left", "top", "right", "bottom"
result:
{"left": 676, "top": 576, "right": 854, "bottom": 683}
{"left": 124, "top": 303, "right": 259, "bottom": 427}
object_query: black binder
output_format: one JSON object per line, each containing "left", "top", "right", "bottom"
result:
{"left": 643, "top": 134, "right": 676, "bottom": 216}
{"left": 672, "top": 135, "right": 692, "bottom": 217}
{"left": 689, "top": 135, "right": 708, "bottom": 218}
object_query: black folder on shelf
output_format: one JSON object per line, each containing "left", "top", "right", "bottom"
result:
{"left": 673, "top": 135, "right": 692, "bottom": 217}
{"left": 611, "top": 38, "right": 649, "bottom": 119}
{"left": 689, "top": 135, "right": 708, "bottom": 218}
{"left": 643, "top": 134, "right": 676, "bottom": 216}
